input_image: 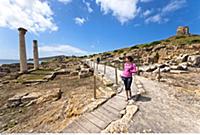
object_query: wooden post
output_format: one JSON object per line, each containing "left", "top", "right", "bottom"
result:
{"left": 93, "top": 62, "right": 95, "bottom": 70}
{"left": 94, "top": 75, "right": 97, "bottom": 99}
{"left": 115, "top": 66, "right": 118, "bottom": 85}
{"left": 158, "top": 67, "right": 161, "bottom": 82}
{"left": 104, "top": 63, "right": 106, "bottom": 75}
{"left": 97, "top": 63, "right": 99, "bottom": 71}
{"left": 137, "top": 66, "right": 140, "bottom": 76}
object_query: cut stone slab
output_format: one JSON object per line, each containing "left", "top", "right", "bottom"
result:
{"left": 22, "top": 79, "right": 48, "bottom": 84}
{"left": 43, "top": 73, "right": 56, "bottom": 80}
{"left": 8, "top": 93, "right": 28, "bottom": 102}
{"left": 70, "top": 71, "right": 79, "bottom": 76}
{"left": 170, "top": 70, "right": 189, "bottom": 74}
{"left": 21, "top": 92, "right": 41, "bottom": 103}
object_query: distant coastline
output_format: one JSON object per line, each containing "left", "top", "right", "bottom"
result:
{"left": 0, "top": 59, "right": 20, "bottom": 65}
{"left": 0, "top": 59, "right": 42, "bottom": 66}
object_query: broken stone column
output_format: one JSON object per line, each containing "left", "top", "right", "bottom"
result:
{"left": 33, "top": 40, "right": 39, "bottom": 70}
{"left": 18, "top": 27, "right": 28, "bottom": 73}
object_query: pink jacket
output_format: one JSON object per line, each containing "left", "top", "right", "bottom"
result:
{"left": 122, "top": 63, "right": 137, "bottom": 78}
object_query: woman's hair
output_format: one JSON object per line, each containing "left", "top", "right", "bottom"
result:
{"left": 125, "top": 56, "right": 133, "bottom": 62}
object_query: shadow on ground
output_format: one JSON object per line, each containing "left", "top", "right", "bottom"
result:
{"left": 131, "top": 94, "right": 151, "bottom": 102}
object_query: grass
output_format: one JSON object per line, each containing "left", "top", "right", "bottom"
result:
{"left": 17, "top": 69, "right": 53, "bottom": 83}
{"left": 31, "top": 69, "right": 54, "bottom": 75}
{"left": 18, "top": 74, "right": 46, "bottom": 83}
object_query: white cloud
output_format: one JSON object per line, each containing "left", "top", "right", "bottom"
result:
{"left": 83, "top": 0, "right": 93, "bottom": 13}
{"left": 142, "top": 9, "right": 153, "bottom": 17}
{"left": 74, "top": 17, "right": 86, "bottom": 26}
{"left": 58, "top": 0, "right": 72, "bottom": 4}
{"left": 162, "top": 0, "right": 186, "bottom": 13}
{"left": 39, "top": 45, "right": 88, "bottom": 57}
{"left": 145, "top": 0, "right": 186, "bottom": 24}
{"left": 145, "top": 14, "right": 162, "bottom": 23}
{"left": 96, "top": 0, "right": 140, "bottom": 24}
{"left": 140, "top": 0, "right": 153, "bottom": 3}
{"left": 0, "top": 0, "right": 58, "bottom": 33}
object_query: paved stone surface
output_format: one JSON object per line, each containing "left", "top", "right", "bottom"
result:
{"left": 129, "top": 76, "right": 200, "bottom": 133}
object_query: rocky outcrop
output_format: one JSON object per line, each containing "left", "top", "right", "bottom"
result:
{"left": 176, "top": 54, "right": 189, "bottom": 63}
{"left": 188, "top": 55, "right": 200, "bottom": 67}
{"left": 102, "top": 105, "right": 138, "bottom": 133}
{"left": 6, "top": 88, "right": 62, "bottom": 108}
{"left": 78, "top": 63, "right": 94, "bottom": 79}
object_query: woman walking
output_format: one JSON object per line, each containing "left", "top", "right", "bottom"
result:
{"left": 121, "top": 56, "right": 137, "bottom": 101}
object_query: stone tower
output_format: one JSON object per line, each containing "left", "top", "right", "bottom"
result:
{"left": 176, "top": 26, "right": 190, "bottom": 36}
{"left": 18, "top": 27, "right": 28, "bottom": 73}
{"left": 33, "top": 40, "right": 39, "bottom": 70}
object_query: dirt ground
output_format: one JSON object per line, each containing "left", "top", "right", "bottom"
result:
{"left": 0, "top": 61, "right": 106, "bottom": 133}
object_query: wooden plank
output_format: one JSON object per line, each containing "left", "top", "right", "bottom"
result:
{"left": 84, "top": 112, "right": 108, "bottom": 129}
{"left": 91, "top": 110, "right": 112, "bottom": 123}
{"left": 74, "top": 120, "right": 90, "bottom": 133}
{"left": 106, "top": 100, "right": 122, "bottom": 111}
{"left": 111, "top": 97, "right": 127, "bottom": 105}
{"left": 63, "top": 120, "right": 89, "bottom": 133}
{"left": 96, "top": 107, "right": 119, "bottom": 120}
{"left": 77, "top": 115, "right": 101, "bottom": 133}
{"left": 114, "top": 95, "right": 126, "bottom": 100}
{"left": 117, "top": 93, "right": 127, "bottom": 99}
{"left": 101, "top": 105, "right": 119, "bottom": 116}
{"left": 107, "top": 100, "right": 126, "bottom": 111}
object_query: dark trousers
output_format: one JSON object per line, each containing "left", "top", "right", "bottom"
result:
{"left": 121, "top": 77, "right": 132, "bottom": 91}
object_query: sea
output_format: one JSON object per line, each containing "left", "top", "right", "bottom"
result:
{"left": 0, "top": 59, "right": 40, "bottom": 66}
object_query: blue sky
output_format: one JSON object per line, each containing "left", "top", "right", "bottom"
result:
{"left": 0, "top": 0, "right": 200, "bottom": 59}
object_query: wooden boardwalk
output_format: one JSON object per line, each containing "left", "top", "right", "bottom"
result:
{"left": 62, "top": 91, "right": 127, "bottom": 133}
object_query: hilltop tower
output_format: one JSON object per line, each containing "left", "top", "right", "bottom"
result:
{"left": 176, "top": 26, "right": 190, "bottom": 36}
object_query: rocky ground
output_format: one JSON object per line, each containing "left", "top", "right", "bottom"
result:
{"left": 141, "top": 68, "right": 200, "bottom": 106}
{"left": 0, "top": 58, "right": 113, "bottom": 133}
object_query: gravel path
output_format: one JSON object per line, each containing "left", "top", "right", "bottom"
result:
{"left": 129, "top": 76, "right": 200, "bottom": 133}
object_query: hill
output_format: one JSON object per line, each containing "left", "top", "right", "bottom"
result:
{"left": 89, "top": 34, "right": 200, "bottom": 67}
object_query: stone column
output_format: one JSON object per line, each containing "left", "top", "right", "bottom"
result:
{"left": 33, "top": 40, "right": 39, "bottom": 70}
{"left": 18, "top": 27, "right": 28, "bottom": 73}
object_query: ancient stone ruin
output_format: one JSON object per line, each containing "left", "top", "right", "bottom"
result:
{"left": 18, "top": 27, "right": 40, "bottom": 73}
{"left": 18, "top": 27, "right": 28, "bottom": 73}
{"left": 33, "top": 40, "right": 39, "bottom": 70}
{"left": 176, "top": 26, "right": 190, "bottom": 36}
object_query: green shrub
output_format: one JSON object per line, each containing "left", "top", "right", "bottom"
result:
{"left": 113, "top": 50, "right": 118, "bottom": 53}
{"left": 189, "top": 39, "right": 200, "bottom": 44}
{"left": 175, "top": 36, "right": 186, "bottom": 39}
{"left": 165, "top": 39, "right": 171, "bottom": 42}
{"left": 118, "top": 49, "right": 124, "bottom": 54}
{"left": 138, "top": 43, "right": 151, "bottom": 48}
{"left": 130, "top": 46, "right": 139, "bottom": 49}
{"left": 149, "top": 41, "right": 162, "bottom": 46}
